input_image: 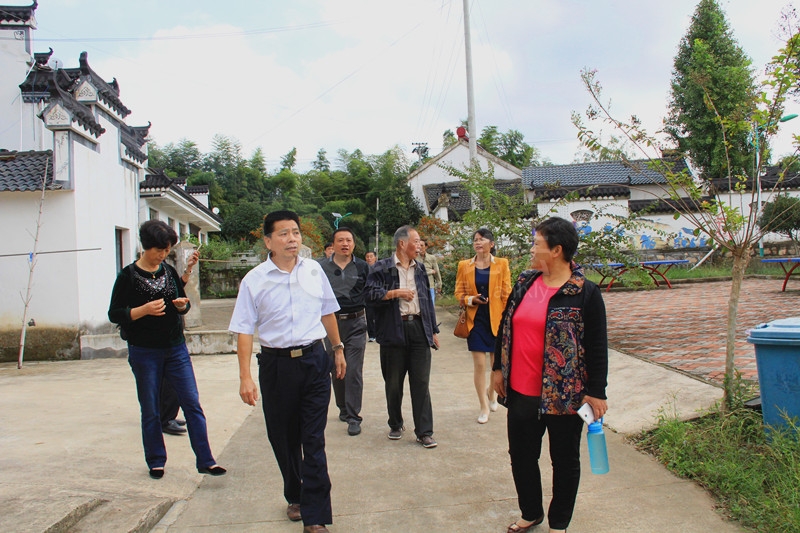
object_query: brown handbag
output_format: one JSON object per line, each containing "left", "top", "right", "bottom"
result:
{"left": 453, "top": 306, "right": 469, "bottom": 338}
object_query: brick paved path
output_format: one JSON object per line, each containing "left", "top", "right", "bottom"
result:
{"left": 603, "top": 278, "right": 799, "bottom": 385}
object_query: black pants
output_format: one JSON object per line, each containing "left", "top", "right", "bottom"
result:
{"left": 160, "top": 376, "right": 180, "bottom": 425}
{"left": 258, "top": 342, "right": 333, "bottom": 526}
{"left": 379, "top": 319, "right": 433, "bottom": 437}
{"left": 506, "top": 388, "right": 583, "bottom": 530}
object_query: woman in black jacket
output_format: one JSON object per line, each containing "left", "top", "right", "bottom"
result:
{"left": 493, "top": 217, "right": 608, "bottom": 533}
{"left": 108, "top": 220, "right": 225, "bottom": 480}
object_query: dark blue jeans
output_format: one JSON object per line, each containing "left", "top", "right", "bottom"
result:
{"left": 127, "top": 343, "right": 216, "bottom": 470}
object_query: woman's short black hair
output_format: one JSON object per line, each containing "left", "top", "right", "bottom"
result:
{"left": 473, "top": 227, "right": 496, "bottom": 255}
{"left": 139, "top": 220, "right": 178, "bottom": 250}
{"left": 535, "top": 217, "right": 579, "bottom": 262}
{"left": 263, "top": 210, "right": 300, "bottom": 236}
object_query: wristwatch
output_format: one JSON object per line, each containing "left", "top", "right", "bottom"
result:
{"left": 331, "top": 342, "right": 345, "bottom": 351}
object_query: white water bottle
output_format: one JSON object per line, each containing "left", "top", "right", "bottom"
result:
{"left": 587, "top": 419, "right": 609, "bottom": 474}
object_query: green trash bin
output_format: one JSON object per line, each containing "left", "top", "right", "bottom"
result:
{"left": 747, "top": 317, "right": 800, "bottom": 430}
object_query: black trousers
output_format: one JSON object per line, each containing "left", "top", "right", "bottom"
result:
{"left": 258, "top": 342, "right": 333, "bottom": 526}
{"left": 506, "top": 388, "right": 584, "bottom": 530}
{"left": 379, "top": 319, "right": 434, "bottom": 437}
{"left": 160, "top": 376, "right": 180, "bottom": 425}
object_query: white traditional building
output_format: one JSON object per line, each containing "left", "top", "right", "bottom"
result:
{"left": 0, "top": 2, "right": 220, "bottom": 360}
{"left": 407, "top": 137, "right": 522, "bottom": 220}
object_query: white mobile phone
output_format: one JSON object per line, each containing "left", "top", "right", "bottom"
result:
{"left": 577, "top": 403, "right": 596, "bottom": 424}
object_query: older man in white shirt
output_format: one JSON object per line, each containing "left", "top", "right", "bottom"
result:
{"left": 230, "top": 210, "right": 345, "bottom": 533}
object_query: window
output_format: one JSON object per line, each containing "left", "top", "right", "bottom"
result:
{"left": 571, "top": 209, "right": 594, "bottom": 222}
{"left": 115, "top": 227, "right": 128, "bottom": 272}
{"left": 149, "top": 208, "right": 158, "bottom": 221}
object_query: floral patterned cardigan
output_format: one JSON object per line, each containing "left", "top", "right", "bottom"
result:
{"left": 492, "top": 264, "right": 608, "bottom": 415}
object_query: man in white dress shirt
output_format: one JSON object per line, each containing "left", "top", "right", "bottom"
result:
{"left": 230, "top": 210, "right": 346, "bottom": 533}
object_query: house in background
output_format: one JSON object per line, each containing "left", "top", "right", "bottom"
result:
{"left": 523, "top": 157, "right": 707, "bottom": 250}
{"left": 0, "top": 2, "right": 220, "bottom": 360}
{"left": 407, "top": 136, "right": 522, "bottom": 220}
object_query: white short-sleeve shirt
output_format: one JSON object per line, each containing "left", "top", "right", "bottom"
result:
{"left": 229, "top": 255, "right": 340, "bottom": 348}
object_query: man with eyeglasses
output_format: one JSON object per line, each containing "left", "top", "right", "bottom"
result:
{"left": 230, "top": 210, "right": 346, "bottom": 533}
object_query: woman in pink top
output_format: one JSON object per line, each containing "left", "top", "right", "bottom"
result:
{"left": 492, "top": 218, "right": 608, "bottom": 533}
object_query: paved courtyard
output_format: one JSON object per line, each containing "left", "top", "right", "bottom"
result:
{"left": 603, "top": 277, "right": 799, "bottom": 384}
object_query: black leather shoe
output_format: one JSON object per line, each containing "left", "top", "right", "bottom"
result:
{"left": 197, "top": 465, "right": 227, "bottom": 476}
{"left": 163, "top": 420, "right": 187, "bottom": 435}
{"left": 347, "top": 421, "right": 361, "bottom": 436}
{"left": 149, "top": 468, "right": 164, "bottom": 479}
{"left": 174, "top": 418, "right": 186, "bottom": 426}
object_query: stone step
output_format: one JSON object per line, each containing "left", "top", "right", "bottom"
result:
{"left": 50, "top": 496, "right": 174, "bottom": 533}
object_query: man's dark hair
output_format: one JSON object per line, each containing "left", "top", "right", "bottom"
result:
{"left": 139, "top": 220, "right": 178, "bottom": 250}
{"left": 324, "top": 242, "right": 333, "bottom": 249}
{"left": 535, "top": 217, "right": 579, "bottom": 262}
{"left": 263, "top": 210, "right": 300, "bottom": 236}
{"left": 332, "top": 227, "right": 355, "bottom": 241}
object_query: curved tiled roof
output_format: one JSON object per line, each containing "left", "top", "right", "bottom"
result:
{"left": 522, "top": 158, "right": 689, "bottom": 189}
{"left": 422, "top": 178, "right": 524, "bottom": 215}
{"left": 19, "top": 51, "right": 131, "bottom": 118}
{"left": 186, "top": 185, "right": 209, "bottom": 194}
{"left": 141, "top": 170, "right": 221, "bottom": 223}
{"left": 0, "top": 1, "right": 37, "bottom": 24}
{"left": 120, "top": 122, "right": 150, "bottom": 163}
{"left": 709, "top": 166, "right": 800, "bottom": 192}
{"left": 533, "top": 184, "right": 630, "bottom": 200}
{"left": 0, "top": 149, "right": 58, "bottom": 192}
{"left": 77, "top": 51, "right": 130, "bottom": 117}
{"left": 44, "top": 78, "right": 105, "bottom": 138}
{"left": 629, "top": 197, "right": 712, "bottom": 214}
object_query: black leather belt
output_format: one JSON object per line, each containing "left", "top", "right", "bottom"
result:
{"left": 401, "top": 314, "right": 421, "bottom": 321}
{"left": 336, "top": 309, "right": 365, "bottom": 320}
{"left": 261, "top": 339, "right": 321, "bottom": 358}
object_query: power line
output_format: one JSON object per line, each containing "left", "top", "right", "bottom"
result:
{"left": 0, "top": 20, "right": 339, "bottom": 43}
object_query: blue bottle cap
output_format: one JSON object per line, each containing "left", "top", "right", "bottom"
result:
{"left": 588, "top": 420, "right": 603, "bottom": 433}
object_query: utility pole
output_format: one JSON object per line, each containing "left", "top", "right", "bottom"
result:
{"left": 374, "top": 197, "right": 380, "bottom": 255}
{"left": 463, "top": 0, "right": 477, "bottom": 163}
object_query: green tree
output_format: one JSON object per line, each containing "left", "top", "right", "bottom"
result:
{"left": 312, "top": 148, "right": 331, "bottom": 172}
{"left": 281, "top": 147, "right": 298, "bottom": 171}
{"left": 477, "top": 126, "right": 542, "bottom": 168}
{"left": 664, "top": 0, "right": 758, "bottom": 180}
{"left": 759, "top": 194, "right": 800, "bottom": 246}
{"left": 220, "top": 202, "right": 265, "bottom": 242}
{"left": 442, "top": 129, "right": 457, "bottom": 149}
{"left": 575, "top": 19, "right": 800, "bottom": 409}
{"left": 147, "top": 139, "right": 203, "bottom": 178}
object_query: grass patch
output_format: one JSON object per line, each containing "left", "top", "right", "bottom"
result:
{"left": 583, "top": 259, "right": 791, "bottom": 287}
{"left": 630, "top": 382, "right": 800, "bottom": 532}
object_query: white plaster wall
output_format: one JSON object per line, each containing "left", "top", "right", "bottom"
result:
{"left": 0, "top": 190, "right": 80, "bottom": 328}
{"left": 408, "top": 144, "right": 520, "bottom": 214}
{"left": 0, "top": 25, "right": 31, "bottom": 151}
{"left": 72, "top": 115, "right": 141, "bottom": 330}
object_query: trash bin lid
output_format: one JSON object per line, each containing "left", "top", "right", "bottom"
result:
{"left": 747, "top": 316, "right": 800, "bottom": 343}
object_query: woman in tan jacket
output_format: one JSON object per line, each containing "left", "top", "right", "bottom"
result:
{"left": 455, "top": 228, "right": 512, "bottom": 423}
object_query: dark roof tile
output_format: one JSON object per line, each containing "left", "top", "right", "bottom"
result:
{"left": 522, "top": 158, "right": 689, "bottom": 189}
{"left": 0, "top": 149, "right": 58, "bottom": 191}
{"left": 0, "top": 1, "right": 37, "bottom": 24}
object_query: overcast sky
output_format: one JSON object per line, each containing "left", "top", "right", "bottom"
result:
{"left": 13, "top": 0, "right": 800, "bottom": 172}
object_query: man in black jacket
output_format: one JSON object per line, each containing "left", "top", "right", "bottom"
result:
{"left": 365, "top": 226, "right": 440, "bottom": 448}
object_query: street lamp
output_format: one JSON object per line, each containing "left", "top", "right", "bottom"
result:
{"left": 331, "top": 212, "right": 352, "bottom": 229}
{"left": 755, "top": 113, "right": 797, "bottom": 256}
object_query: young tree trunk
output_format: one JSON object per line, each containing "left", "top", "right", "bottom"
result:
{"left": 723, "top": 246, "right": 750, "bottom": 411}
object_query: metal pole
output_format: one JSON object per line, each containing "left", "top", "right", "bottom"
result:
{"left": 463, "top": 0, "right": 477, "bottom": 163}
{"left": 375, "top": 197, "right": 380, "bottom": 255}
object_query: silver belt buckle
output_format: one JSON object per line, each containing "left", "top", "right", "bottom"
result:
{"left": 291, "top": 348, "right": 303, "bottom": 358}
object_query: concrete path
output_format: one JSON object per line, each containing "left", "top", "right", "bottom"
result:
{"left": 0, "top": 297, "right": 747, "bottom": 532}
